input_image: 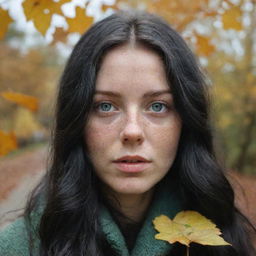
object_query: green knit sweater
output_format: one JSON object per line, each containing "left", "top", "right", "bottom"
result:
{"left": 0, "top": 180, "right": 181, "bottom": 256}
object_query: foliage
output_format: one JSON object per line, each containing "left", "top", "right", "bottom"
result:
{"left": 0, "top": 8, "right": 13, "bottom": 39}
{"left": 0, "top": 130, "right": 17, "bottom": 156}
{"left": 1, "top": 91, "right": 39, "bottom": 112}
{"left": 22, "top": 0, "right": 72, "bottom": 35}
{"left": 0, "top": 41, "right": 61, "bottom": 152}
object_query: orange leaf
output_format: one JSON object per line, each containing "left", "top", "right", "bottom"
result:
{"left": 51, "top": 26, "right": 69, "bottom": 45}
{"left": 195, "top": 34, "right": 215, "bottom": 56}
{"left": 221, "top": 6, "right": 243, "bottom": 30}
{"left": 0, "top": 91, "right": 39, "bottom": 112}
{"left": 147, "top": 0, "right": 210, "bottom": 31}
{"left": 66, "top": 7, "right": 94, "bottom": 34}
{"left": 0, "top": 130, "right": 17, "bottom": 156}
{"left": 204, "top": 10, "right": 218, "bottom": 17}
{"left": 0, "top": 8, "right": 14, "bottom": 39}
{"left": 22, "top": 0, "right": 72, "bottom": 35}
{"left": 101, "top": 1, "right": 121, "bottom": 12}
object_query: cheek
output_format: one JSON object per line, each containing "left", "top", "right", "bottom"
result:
{"left": 84, "top": 120, "right": 115, "bottom": 152}
{"left": 152, "top": 120, "right": 181, "bottom": 159}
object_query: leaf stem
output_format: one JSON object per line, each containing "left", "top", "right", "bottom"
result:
{"left": 186, "top": 246, "right": 189, "bottom": 256}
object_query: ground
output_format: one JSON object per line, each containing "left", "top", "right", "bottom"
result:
{"left": 0, "top": 145, "right": 255, "bottom": 234}
{"left": 0, "top": 146, "right": 46, "bottom": 229}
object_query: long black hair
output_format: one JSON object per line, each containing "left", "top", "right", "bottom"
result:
{"left": 24, "top": 10, "right": 256, "bottom": 255}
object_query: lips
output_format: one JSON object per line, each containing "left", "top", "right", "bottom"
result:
{"left": 113, "top": 155, "right": 151, "bottom": 163}
{"left": 113, "top": 155, "right": 151, "bottom": 173}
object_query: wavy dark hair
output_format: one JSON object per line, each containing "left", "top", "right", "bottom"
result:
{"left": 24, "top": 10, "right": 256, "bottom": 256}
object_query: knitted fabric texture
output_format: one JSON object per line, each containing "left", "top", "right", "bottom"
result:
{"left": 100, "top": 179, "right": 181, "bottom": 256}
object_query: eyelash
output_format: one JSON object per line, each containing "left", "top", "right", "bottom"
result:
{"left": 93, "top": 101, "right": 171, "bottom": 114}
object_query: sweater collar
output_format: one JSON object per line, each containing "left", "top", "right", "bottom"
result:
{"left": 100, "top": 178, "right": 182, "bottom": 256}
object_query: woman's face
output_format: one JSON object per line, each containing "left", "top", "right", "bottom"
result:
{"left": 84, "top": 44, "right": 181, "bottom": 196}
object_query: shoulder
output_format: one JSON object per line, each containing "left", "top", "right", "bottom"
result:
{"left": 0, "top": 217, "right": 31, "bottom": 256}
{"left": 0, "top": 206, "right": 43, "bottom": 256}
{"left": 0, "top": 195, "right": 46, "bottom": 255}
{"left": 0, "top": 194, "right": 45, "bottom": 255}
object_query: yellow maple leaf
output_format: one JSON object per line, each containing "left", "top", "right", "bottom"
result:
{"left": 221, "top": 6, "right": 243, "bottom": 31}
{"left": 153, "top": 211, "right": 231, "bottom": 247}
{"left": 0, "top": 91, "right": 39, "bottom": 112}
{"left": 0, "top": 8, "right": 14, "bottom": 39}
{"left": 195, "top": 34, "right": 215, "bottom": 56}
{"left": 22, "top": 0, "right": 71, "bottom": 35}
{"left": 0, "top": 130, "right": 17, "bottom": 156}
{"left": 66, "top": 7, "right": 94, "bottom": 34}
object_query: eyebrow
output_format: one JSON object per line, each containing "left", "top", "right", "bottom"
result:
{"left": 94, "top": 90, "right": 172, "bottom": 97}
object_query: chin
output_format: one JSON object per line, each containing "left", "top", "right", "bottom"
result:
{"left": 112, "top": 182, "right": 153, "bottom": 195}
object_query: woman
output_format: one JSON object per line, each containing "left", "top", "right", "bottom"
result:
{"left": 0, "top": 10, "right": 255, "bottom": 256}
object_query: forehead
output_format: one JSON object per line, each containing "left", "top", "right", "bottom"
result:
{"left": 95, "top": 44, "right": 169, "bottom": 93}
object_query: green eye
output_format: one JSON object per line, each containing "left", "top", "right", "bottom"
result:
{"left": 150, "top": 102, "right": 167, "bottom": 112}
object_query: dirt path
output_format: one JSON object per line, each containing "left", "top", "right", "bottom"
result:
{"left": 0, "top": 146, "right": 47, "bottom": 229}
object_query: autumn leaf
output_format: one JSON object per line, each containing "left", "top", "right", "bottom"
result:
{"left": 51, "top": 27, "right": 69, "bottom": 45}
{"left": 0, "top": 91, "right": 39, "bottom": 112}
{"left": 22, "top": 0, "right": 71, "bottom": 35}
{"left": 195, "top": 34, "right": 215, "bottom": 56}
{"left": 148, "top": 0, "right": 209, "bottom": 13}
{"left": 203, "top": 10, "right": 218, "bottom": 17}
{"left": 153, "top": 211, "right": 231, "bottom": 247}
{"left": 66, "top": 7, "right": 94, "bottom": 34}
{"left": 101, "top": 0, "right": 122, "bottom": 12}
{"left": 147, "top": 0, "right": 210, "bottom": 30}
{"left": 0, "top": 130, "right": 17, "bottom": 156}
{"left": 221, "top": 6, "right": 243, "bottom": 30}
{"left": 0, "top": 8, "right": 14, "bottom": 39}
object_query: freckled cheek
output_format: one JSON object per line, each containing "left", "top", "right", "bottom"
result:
{"left": 84, "top": 120, "right": 118, "bottom": 151}
{"left": 149, "top": 123, "right": 181, "bottom": 157}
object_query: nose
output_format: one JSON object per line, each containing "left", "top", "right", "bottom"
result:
{"left": 120, "top": 111, "right": 145, "bottom": 145}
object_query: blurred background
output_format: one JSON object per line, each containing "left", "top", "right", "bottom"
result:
{"left": 0, "top": 0, "right": 255, "bottom": 229}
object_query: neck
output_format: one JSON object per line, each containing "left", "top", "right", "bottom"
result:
{"left": 105, "top": 188, "right": 155, "bottom": 223}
